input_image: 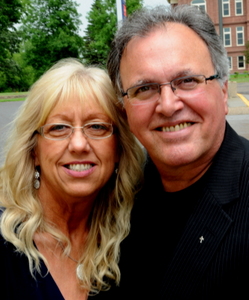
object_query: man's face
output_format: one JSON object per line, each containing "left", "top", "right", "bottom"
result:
{"left": 120, "top": 23, "right": 228, "bottom": 174}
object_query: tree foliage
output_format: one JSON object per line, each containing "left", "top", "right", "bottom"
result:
{"left": 83, "top": 0, "right": 143, "bottom": 66}
{"left": 0, "top": 0, "right": 144, "bottom": 91}
{"left": 244, "top": 41, "right": 249, "bottom": 65}
{"left": 0, "top": 0, "right": 23, "bottom": 91}
{"left": 0, "top": 0, "right": 22, "bottom": 56}
{"left": 20, "top": 0, "right": 84, "bottom": 80}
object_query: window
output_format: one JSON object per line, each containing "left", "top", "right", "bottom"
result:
{"left": 236, "top": 26, "right": 244, "bottom": 46}
{"left": 228, "top": 56, "right": 232, "bottom": 70}
{"left": 223, "top": 0, "right": 230, "bottom": 17}
{"left": 235, "top": 0, "right": 243, "bottom": 15}
{"left": 191, "top": 0, "right": 206, "bottom": 13}
{"left": 223, "top": 28, "right": 231, "bottom": 47}
{"left": 238, "top": 56, "right": 245, "bottom": 69}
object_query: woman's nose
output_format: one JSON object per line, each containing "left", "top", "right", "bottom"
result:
{"left": 68, "top": 129, "right": 91, "bottom": 153}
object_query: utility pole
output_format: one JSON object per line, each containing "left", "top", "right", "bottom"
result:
{"left": 116, "top": 0, "right": 127, "bottom": 28}
{"left": 218, "top": 0, "right": 223, "bottom": 41}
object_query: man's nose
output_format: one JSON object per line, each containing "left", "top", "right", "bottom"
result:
{"left": 155, "top": 84, "right": 184, "bottom": 117}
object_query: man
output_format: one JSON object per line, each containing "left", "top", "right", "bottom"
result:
{"left": 106, "top": 4, "right": 249, "bottom": 300}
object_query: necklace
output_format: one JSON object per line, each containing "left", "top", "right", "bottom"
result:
{"left": 76, "top": 264, "right": 84, "bottom": 280}
{"left": 58, "top": 242, "right": 84, "bottom": 280}
{"left": 67, "top": 254, "right": 79, "bottom": 263}
{"left": 59, "top": 242, "right": 79, "bottom": 263}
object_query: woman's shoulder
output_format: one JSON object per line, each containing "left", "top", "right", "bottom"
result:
{"left": 0, "top": 209, "right": 6, "bottom": 246}
{"left": 0, "top": 209, "right": 17, "bottom": 258}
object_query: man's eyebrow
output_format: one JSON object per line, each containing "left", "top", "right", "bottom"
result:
{"left": 127, "top": 69, "right": 195, "bottom": 89}
{"left": 130, "top": 79, "right": 154, "bottom": 86}
{"left": 129, "top": 70, "right": 195, "bottom": 87}
{"left": 174, "top": 70, "right": 194, "bottom": 78}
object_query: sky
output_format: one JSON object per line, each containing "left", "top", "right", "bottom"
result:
{"left": 76, "top": 0, "right": 170, "bottom": 35}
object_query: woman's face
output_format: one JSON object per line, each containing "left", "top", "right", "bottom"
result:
{"left": 34, "top": 97, "right": 119, "bottom": 205}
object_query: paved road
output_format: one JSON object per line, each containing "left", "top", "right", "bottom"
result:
{"left": 237, "top": 82, "right": 249, "bottom": 94}
{"left": 226, "top": 114, "right": 249, "bottom": 140}
{"left": 0, "top": 101, "right": 23, "bottom": 163}
{"left": 226, "top": 82, "right": 249, "bottom": 140}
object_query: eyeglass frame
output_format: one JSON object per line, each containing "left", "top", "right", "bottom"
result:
{"left": 36, "top": 122, "right": 114, "bottom": 140}
{"left": 121, "top": 74, "right": 220, "bottom": 104}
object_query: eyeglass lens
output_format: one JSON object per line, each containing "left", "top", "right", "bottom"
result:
{"left": 127, "top": 75, "right": 209, "bottom": 104}
{"left": 41, "top": 123, "right": 113, "bottom": 140}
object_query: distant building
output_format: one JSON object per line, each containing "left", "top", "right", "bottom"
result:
{"left": 167, "top": 0, "right": 249, "bottom": 73}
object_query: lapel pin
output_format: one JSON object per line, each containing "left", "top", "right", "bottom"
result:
{"left": 199, "top": 236, "right": 204, "bottom": 243}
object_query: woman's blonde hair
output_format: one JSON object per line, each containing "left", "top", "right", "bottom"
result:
{"left": 0, "top": 58, "right": 145, "bottom": 293}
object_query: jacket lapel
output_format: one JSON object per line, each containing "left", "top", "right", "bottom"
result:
{"left": 160, "top": 190, "right": 233, "bottom": 298}
{"left": 160, "top": 123, "right": 244, "bottom": 298}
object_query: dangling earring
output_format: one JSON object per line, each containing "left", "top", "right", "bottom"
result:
{"left": 115, "top": 168, "right": 118, "bottom": 174}
{"left": 33, "top": 168, "right": 40, "bottom": 190}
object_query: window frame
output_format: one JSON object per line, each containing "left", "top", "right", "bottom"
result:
{"left": 237, "top": 55, "right": 245, "bottom": 69}
{"left": 191, "top": 0, "right": 206, "bottom": 13}
{"left": 222, "top": 0, "right": 230, "bottom": 17}
{"left": 236, "top": 26, "right": 244, "bottom": 46}
{"left": 223, "top": 27, "right": 232, "bottom": 47}
{"left": 235, "top": 0, "right": 243, "bottom": 16}
{"left": 228, "top": 56, "right": 233, "bottom": 70}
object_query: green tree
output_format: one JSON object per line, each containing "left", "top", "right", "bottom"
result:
{"left": 20, "top": 0, "right": 84, "bottom": 80}
{"left": 13, "top": 41, "right": 35, "bottom": 91}
{"left": 83, "top": 0, "right": 143, "bottom": 66}
{"left": 0, "top": 0, "right": 23, "bottom": 91}
{"left": 244, "top": 41, "right": 249, "bottom": 65}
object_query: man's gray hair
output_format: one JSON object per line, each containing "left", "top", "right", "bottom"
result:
{"left": 107, "top": 4, "right": 229, "bottom": 102}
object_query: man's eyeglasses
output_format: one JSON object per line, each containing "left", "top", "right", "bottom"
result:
{"left": 37, "top": 122, "right": 113, "bottom": 140}
{"left": 122, "top": 74, "right": 219, "bottom": 105}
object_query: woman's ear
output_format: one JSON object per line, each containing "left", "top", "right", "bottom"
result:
{"left": 32, "top": 147, "right": 40, "bottom": 166}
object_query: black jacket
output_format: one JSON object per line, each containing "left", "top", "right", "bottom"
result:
{"left": 101, "top": 122, "right": 249, "bottom": 300}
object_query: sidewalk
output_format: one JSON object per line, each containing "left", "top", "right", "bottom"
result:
{"left": 228, "top": 93, "right": 249, "bottom": 115}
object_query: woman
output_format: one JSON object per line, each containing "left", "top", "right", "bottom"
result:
{"left": 0, "top": 58, "right": 145, "bottom": 299}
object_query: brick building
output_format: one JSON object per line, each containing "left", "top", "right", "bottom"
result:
{"left": 167, "top": 0, "right": 249, "bottom": 74}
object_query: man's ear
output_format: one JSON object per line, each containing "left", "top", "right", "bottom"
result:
{"left": 222, "top": 80, "right": 229, "bottom": 115}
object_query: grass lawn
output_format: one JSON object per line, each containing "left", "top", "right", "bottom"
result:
{"left": 0, "top": 98, "right": 26, "bottom": 102}
{"left": 229, "top": 73, "right": 249, "bottom": 82}
{"left": 0, "top": 92, "right": 27, "bottom": 97}
{"left": 0, "top": 92, "right": 27, "bottom": 102}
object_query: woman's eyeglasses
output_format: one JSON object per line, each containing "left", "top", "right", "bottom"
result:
{"left": 37, "top": 122, "right": 113, "bottom": 140}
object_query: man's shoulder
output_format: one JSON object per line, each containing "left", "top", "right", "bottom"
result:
{"left": 220, "top": 124, "right": 249, "bottom": 162}
{"left": 239, "top": 135, "right": 249, "bottom": 155}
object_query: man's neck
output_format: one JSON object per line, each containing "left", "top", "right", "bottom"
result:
{"left": 157, "top": 160, "right": 213, "bottom": 193}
